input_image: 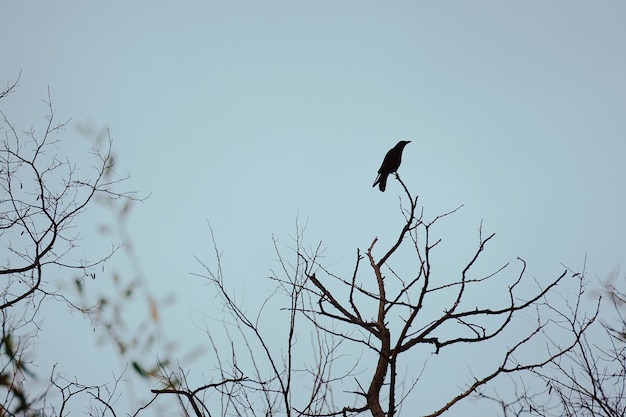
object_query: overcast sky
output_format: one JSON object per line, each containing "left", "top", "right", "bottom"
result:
{"left": 2, "top": 1, "right": 626, "bottom": 415}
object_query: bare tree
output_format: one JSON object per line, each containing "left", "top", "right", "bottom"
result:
{"left": 0, "top": 75, "right": 134, "bottom": 415}
{"left": 146, "top": 174, "right": 597, "bottom": 417}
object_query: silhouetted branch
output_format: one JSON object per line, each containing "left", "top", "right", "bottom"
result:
{"left": 0, "top": 80, "right": 134, "bottom": 416}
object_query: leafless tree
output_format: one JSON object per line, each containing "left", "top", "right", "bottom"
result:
{"left": 0, "top": 75, "right": 134, "bottom": 415}
{"left": 147, "top": 174, "right": 597, "bottom": 417}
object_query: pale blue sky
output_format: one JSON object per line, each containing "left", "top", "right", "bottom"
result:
{"left": 2, "top": 1, "right": 626, "bottom": 415}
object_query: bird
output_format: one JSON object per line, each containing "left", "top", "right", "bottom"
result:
{"left": 372, "top": 140, "right": 411, "bottom": 192}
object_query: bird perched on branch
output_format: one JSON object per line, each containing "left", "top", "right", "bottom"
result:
{"left": 372, "top": 140, "right": 411, "bottom": 192}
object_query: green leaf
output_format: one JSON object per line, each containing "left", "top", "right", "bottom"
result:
{"left": 132, "top": 361, "right": 148, "bottom": 378}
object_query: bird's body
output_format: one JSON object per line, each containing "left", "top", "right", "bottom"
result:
{"left": 372, "top": 140, "right": 411, "bottom": 192}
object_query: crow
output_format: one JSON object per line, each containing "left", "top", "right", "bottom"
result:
{"left": 372, "top": 140, "right": 411, "bottom": 192}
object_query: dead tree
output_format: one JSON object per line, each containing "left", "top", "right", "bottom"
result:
{"left": 297, "top": 174, "right": 596, "bottom": 416}
{"left": 160, "top": 173, "right": 596, "bottom": 417}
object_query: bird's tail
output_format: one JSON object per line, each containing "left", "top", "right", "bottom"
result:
{"left": 373, "top": 174, "right": 387, "bottom": 192}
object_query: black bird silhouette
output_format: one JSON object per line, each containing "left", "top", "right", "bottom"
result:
{"left": 372, "top": 140, "right": 411, "bottom": 192}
